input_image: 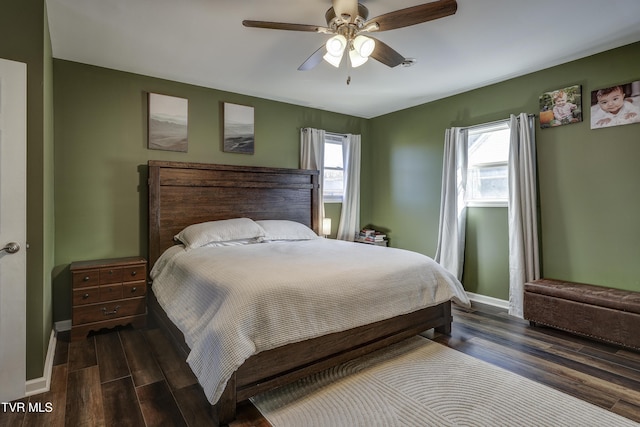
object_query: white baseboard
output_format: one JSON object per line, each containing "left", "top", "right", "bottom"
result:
{"left": 55, "top": 319, "right": 72, "bottom": 332}
{"left": 466, "top": 292, "right": 509, "bottom": 310}
{"left": 25, "top": 329, "right": 56, "bottom": 397}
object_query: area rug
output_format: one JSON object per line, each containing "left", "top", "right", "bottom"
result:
{"left": 251, "top": 336, "right": 637, "bottom": 426}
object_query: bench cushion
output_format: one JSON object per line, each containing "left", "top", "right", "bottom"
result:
{"left": 524, "top": 278, "right": 640, "bottom": 315}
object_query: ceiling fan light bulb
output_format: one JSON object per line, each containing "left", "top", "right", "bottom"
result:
{"left": 323, "top": 51, "right": 343, "bottom": 67}
{"left": 353, "top": 35, "right": 375, "bottom": 58}
{"left": 325, "top": 35, "right": 347, "bottom": 56}
{"left": 349, "top": 49, "right": 368, "bottom": 68}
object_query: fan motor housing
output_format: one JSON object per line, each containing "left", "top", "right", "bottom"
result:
{"left": 325, "top": 3, "right": 369, "bottom": 27}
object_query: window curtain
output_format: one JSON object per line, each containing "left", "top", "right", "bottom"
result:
{"left": 508, "top": 113, "right": 540, "bottom": 318}
{"left": 300, "top": 127, "right": 326, "bottom": 235}
{"left": 434, "top": 127, "right": 468, "bottom": 280}
{"left": 336, "top": 134, "right": 361, "bottom": 241}
{"left": 435, "top": 115, "right": 539, "bottom": 317}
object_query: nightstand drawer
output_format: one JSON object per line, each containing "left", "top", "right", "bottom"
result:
{"left": 99, "top": 284, "right": 123, "bottom": 302}
{"left": 72, "top": 270, "right": 100, "bottom": 288}
{"left": 123, "top": 281, "right": 146, "bottom": 297}
{"left": 73, "top": 287, "right": 100, "bottom": 306}
{"left": 123, "top": 265, "right": 146, "bottom": 282}
{"left": 100, "top": 267, "right": 123, "bottom": 284}
{"left": 72, "top": 297, "right": 146, "bottom": 325}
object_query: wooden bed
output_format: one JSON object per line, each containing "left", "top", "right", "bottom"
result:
{"left": 147, "top": 160, "right": 453, "bottom": 425}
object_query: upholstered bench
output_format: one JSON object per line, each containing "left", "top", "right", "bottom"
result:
{"left": 524, "top": 278, "right": 640, "bottom": 350}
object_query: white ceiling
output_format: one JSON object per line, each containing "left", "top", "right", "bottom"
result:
{"left": 46, "top": 0, "right": 640, "bottom": 119}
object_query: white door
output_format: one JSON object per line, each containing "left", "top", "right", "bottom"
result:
{"left": 0, "top": 57, "right": 27, "bottom": 402}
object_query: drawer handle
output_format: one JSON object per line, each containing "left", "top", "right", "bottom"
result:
{"left": 131, "top": 287, "right": 137, "bottom": 293}
{"left": 131, "top": 271, "right": 137, "bottom": 276}
{"left": 83, "top": 293, "right": 90, "bottom": 299}
{"left": 83, "top": 276, "right": 90, "bottom": 282}
{"left": 102, "top": 305, "right": 121, "bottom": 316}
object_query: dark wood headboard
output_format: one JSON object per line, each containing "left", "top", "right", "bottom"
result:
{"left": 148, "top": 161, "right": 320, "bottom": 268}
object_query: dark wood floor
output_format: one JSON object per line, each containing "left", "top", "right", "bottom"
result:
{"left": 2, "top": 302, "right": 639, "bottom": 426}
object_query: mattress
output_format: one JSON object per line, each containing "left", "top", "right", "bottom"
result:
{"left": 150, "top": 238, "right": 470, "bottom": 404}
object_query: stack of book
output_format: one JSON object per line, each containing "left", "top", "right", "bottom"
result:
{"left": 355, "top": 228, "right": 387, "bottom": 245}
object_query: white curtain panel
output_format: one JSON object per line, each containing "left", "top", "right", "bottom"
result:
{"left": 435, "top": 127, "right": 468, "bottom": 279}
{"left": 300, "top": 128, "right": 326, "bottom": 234}
{"left": 508, "top": 113, "right": 540, "bottom": 318}
{"left": 337, "top": 134, "right": 361, "bottom": 241}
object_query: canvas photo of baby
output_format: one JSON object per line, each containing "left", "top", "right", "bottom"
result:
{"left": 539, "top": 85, "right": 582, "bottom": 129}
{"left": 590, "top": 81, "right": 640, "bottom": 129}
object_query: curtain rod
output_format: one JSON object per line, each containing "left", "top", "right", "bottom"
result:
{"left": 301, "top": 128, "right": 347, "bottom": 138}
{"left": 326, "top": 131, "right": 347, "bottom": 138}
{"left": 460, "top": 113, "right": 536, "bottom": 132}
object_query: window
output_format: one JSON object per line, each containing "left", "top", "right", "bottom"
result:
{"left": 323, "top": 133, "right": 345, "bottom": 202}
{"left": 466, "top": 121, "right": 510, "bottom": 206}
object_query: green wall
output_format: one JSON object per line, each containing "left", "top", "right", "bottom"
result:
{"left": 0, "top": 0, "right": 54, "bottom": 380}
{"left": 463, "top": 208, "right": 509, "bottom": 299}
{"left": 52, "top": 60, "right": 369, "bottom": 321}
{"left": 369, "top": 41, "right": 640, "bottom": 299}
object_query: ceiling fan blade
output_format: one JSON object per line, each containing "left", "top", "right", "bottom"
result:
{"left": 332, "top": 0, "right": 359, "bottom": 22}
{"left": 243, "top": 20, "right": 324, "bottom": 32}
{"left": 369, "top": 37, "right": 405, "bottom": 68}
{"left": 298, "top": 46, "right": 326, "bottom": 71}
{"left": 365, "top": 0, "right": 458, "bottom": 32}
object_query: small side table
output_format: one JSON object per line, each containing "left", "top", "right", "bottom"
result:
{"left": 70, "top": 256, "right": 147, "bottom": 341}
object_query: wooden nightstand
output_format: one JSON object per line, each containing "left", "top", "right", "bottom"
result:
{"left": 70, "top": 256, "right": 147, "bottom": 341}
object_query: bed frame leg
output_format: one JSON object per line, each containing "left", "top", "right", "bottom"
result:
{"left": 434, "top": 302, "right": 453, "bottom": 335}
{"left": 214, "top": 373, "right": 237, "bottom": 426}
{"left": 435, "top": 322, "right": 452, "bottom": 335}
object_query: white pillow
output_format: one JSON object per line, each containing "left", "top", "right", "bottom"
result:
{"left": 201, "top": 238, "right": 259, "bottom": 248}
{"left": 256, "top": 220, "right": 318, "bottom": 241}
{"left": 175, "top": 218, "right": 265, "bottom": 249}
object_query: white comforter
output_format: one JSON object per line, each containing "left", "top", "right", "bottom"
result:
{"left": 150, "top": 238, "right": 470, "bottom": 404}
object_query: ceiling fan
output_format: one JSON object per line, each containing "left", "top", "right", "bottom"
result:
{"left": 243, "top": 0, "right": 458, "bottom": 71}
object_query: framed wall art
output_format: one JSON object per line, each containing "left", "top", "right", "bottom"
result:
{"left": 539, "top": 85, "right": 582, "bottom": 128}
{"left": 148, "top": 92, "right": 188, "bottom": 152}
{"left": 590, "top": 80, "right": 640, "bottom": 129}
{"left": 223, "top": 102, "right": 254, "bottom": 154}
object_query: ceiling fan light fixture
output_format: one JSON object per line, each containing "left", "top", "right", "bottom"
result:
{"left": 348, "top": 49, "right": 368, "bottom": 68}
{"left": 352, "top": 35, "right": 375, "bottom": 58}
{"left": 325, "top": 34, "right": 347, "bottom": 56}
{"left": 323, "top": 34, "right": 346, "bottom": 67}
{"left": 323, "top": 50, "right": 344, "bottom": 67}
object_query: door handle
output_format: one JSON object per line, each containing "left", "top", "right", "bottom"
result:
{"left": 1, "top": 242, "right": 20, "bottom": 254}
